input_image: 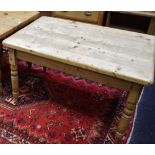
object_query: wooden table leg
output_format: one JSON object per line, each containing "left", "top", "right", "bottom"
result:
{"left": 115, "top": 84, "right": 143, "bottom": 143}
{"left": 147, "top": 17, "right": 155, "bottom": 35}
{"left": 0, "top": 43, "right": 3, "bottom": 94}
{"left": 27, "top": 62, "right": 32, "bottom": 69}
{"left": 9, "top": 49, "right": 19, "bottom": 102}
{"left": 43, "top": 66, "right": 46, "bottom": 72}
{"left": 105, "top": 11, "right": 111, "bottom": 27}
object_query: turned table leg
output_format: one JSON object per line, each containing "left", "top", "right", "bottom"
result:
{"left": 0, "top": 43, "right": 3, "bottom": 94}
{"left": 115, "top": 84, "right": 143, "bottom": 143}
{"left": 9, "top": 49, "right": 19, "bottom": 102}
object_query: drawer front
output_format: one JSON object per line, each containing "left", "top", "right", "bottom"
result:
{"left": 52, "top": 11, "right": 101, "bottom": 24}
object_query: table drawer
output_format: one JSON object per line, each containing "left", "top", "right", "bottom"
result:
{"left": 52, "top": 11, "right": 103, "bottom": 25}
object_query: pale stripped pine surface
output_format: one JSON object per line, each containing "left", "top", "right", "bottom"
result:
{"left": 3, "top": 16, "right": 155, "bottom": 85}
{"left": 0, "top": 11, "right": 40, "bottom": 39}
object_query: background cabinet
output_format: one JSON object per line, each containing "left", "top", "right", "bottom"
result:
{"left": 52, "top": 11, "right": 105, "bottom": 25}
{"left": 105, "top": 11, "right": 155, "bottom": 35}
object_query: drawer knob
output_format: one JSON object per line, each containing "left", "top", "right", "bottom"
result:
{"left": 85, "top": 12, "right": 92, "bottom": 16}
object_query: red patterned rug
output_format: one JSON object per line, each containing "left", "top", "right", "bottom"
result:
{"left": 0, "top": 52, "right": 133, "bottom": 144}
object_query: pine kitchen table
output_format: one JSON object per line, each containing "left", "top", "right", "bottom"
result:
{"left": 0, "top": 11, "right": 40, "bottom": 94}
{"left": 3, "top": 16, "right": 155, "bottom": 143}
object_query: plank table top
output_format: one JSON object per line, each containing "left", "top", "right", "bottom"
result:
{"left": 0, "top": 11, "right": 40, "bottom": 40}
{"left": 3, "top": 16, "right": 155, "bottom": 85}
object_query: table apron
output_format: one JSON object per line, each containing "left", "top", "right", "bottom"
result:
{"left": 15, "top": 51, "right": 133, "bottom": 91}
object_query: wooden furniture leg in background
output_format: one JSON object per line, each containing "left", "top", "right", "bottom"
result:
{"left": 115, "top": 84, "right": 143, "bottom": 143}
{"left": 105, "top": 11, "right": 111, "bottom": 26}
{"left": 148, "top": 17, "right": 155, "bottom": 35}
{"left": 43, "top": 67, "right": 47, "bottom": 72}
{"left": 27, "top": 62, "right": 32, "bottom": 69}
{"left": 97, "top": 12, "right": 104, "bottom": 25}
{"left": 0, "top": 43, "right": 3, "bottom": 94}
{"left": 9, "top": 49, "right": 19, "bottom": 103}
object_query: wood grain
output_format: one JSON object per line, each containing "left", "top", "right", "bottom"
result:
{"left": 16, "top": 51, "right": 132, "bottom": 91}
{"left": 52, "top": 11, "right": 104, "bottom": 25}
{"left": 3, "top": 16, "right": 155, "bottom": 85}
{"left": 0, "top": 11, "right": 40, "bottom": 40}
